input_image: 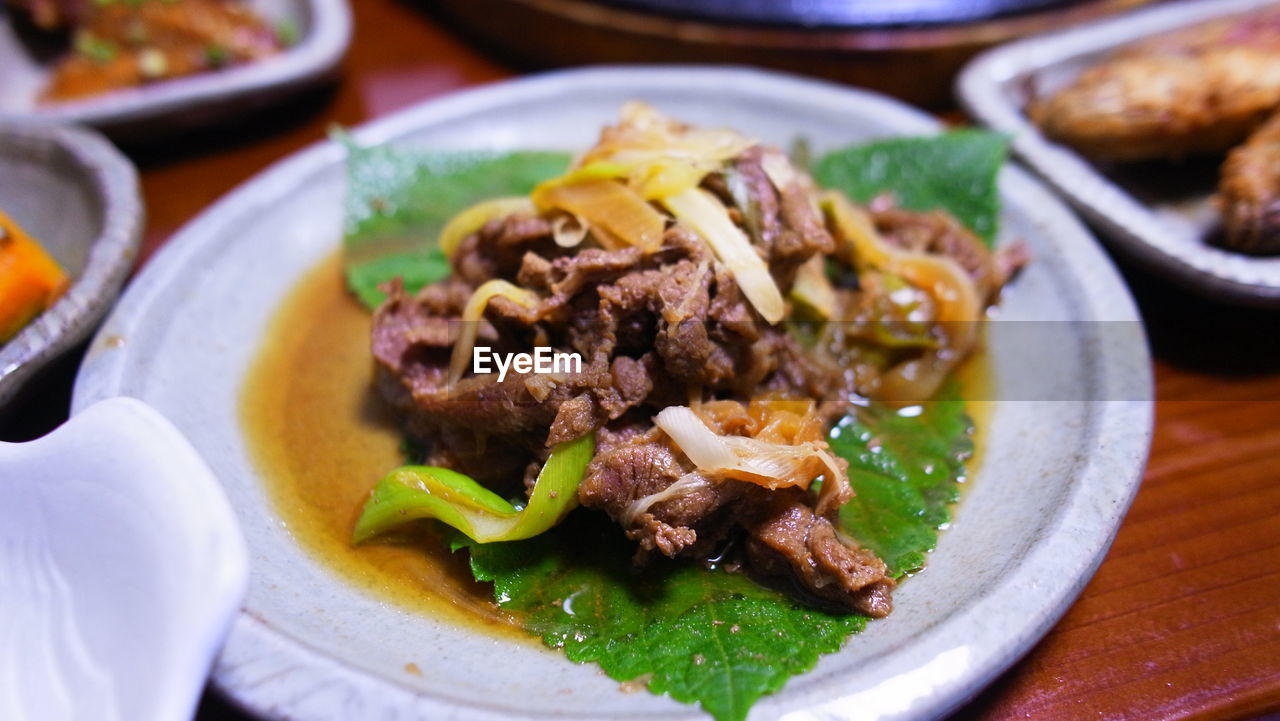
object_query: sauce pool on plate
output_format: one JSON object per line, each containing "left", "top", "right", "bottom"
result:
{"left": 239, "top": 251, "right": 527, "bottom": 641}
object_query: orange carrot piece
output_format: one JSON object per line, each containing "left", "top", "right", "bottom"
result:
{"left": 0, "top": 210, "right": 69, "bottom": 343}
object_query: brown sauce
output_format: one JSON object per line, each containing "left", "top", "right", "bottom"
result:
{"left": 956, "top": 349, "right": 993, "bottom": 483}
{"left": 240, "top": 251, "right": 526, "bottom": 641}
{"left": 240, "top": 251, "right": 990, "bottom": 636}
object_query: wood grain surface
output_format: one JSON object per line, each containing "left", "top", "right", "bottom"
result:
{"left": 3, "top": 1, "right": 1278, "bottom": 719}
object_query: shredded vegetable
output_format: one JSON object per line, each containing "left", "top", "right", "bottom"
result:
{"left": 821, "top": 190, "right": 979, "bottom": 333}
{"left": 821, "top": 191, "right": 982, "bottom": 400}
{"left": 760, "top": 148, "right": 800, "bottom": 192}
{"left": 448, "top": 279, "right": 542, "bottom": 384}
{"left": 621, "top": 472, "right": 711, "bottom": 527}
{"left": 654, "top": 404, "right": 849, "bottom": 513}
{"left": 438, "top": 196, "right": 535, "bottom": 258}
{"left": 576, "top": 101, "right": 757, "bottom": 199}
{"left": 790, "top": 255, "right": 837, "bottom": 319}
{"left": 662, "top": 188, "right": 785, "bottom": 323}
{"left": 353, "top": 432, "right": 596, "bottom": 544}
{"left": 533, "top": 178, "right": 665, "bottom": 251}
{"left": 551, "top": 212, "right": 589, "bottom": 249}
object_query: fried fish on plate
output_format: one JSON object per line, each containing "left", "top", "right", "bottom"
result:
{"left": 1219, "top": 109, "right": 1280, "bottom": 253}
{"left": 1030, "top": 8, "right": 1280, "bottom": 161}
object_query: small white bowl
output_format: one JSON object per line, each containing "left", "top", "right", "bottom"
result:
{"left": 0, "top": 122, "right": 143, "bottom": 409}
{"left": 0, "top": 396, "right": 248, "bottom": 721}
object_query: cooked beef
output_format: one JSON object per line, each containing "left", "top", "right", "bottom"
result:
{"left": 869, "top": 197, "right": 1027, "bottom": 302}
{"left": 454, "top": 213, "right": 560, "bottom": 286}
{"left": 743, "top": 488, "right": 894, "bottom": 617}
{"left": 370, "top": 121, "right": 1017, "bottom": 616}
{"left": 372, "top": 217, "right": 849, "bottom": 455}
{"left": 579, "top": 427, "right": 891, "bottom": 613}
{"left": 580, "top": 425, "right": 742, "bottom": 558}
{"left": 724, "top": 147, "right": 835, "bottom": 289}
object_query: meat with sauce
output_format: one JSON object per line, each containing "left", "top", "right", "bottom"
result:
{"left": 369, "top": 106, "right": 1020, "bottom": 613}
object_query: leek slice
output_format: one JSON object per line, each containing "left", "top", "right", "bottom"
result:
{"left": 448, "top": 279, "right": 542, "bottom": 385}
{"left": 532, "top": 161, "right": 630, "bottom": 192}
{"left": 662, "top": 188, "right": 785, "bottom": 323}
{"left": 532, "top": 178, "right": 665, "bottom": 251}
{"left": 353, "top": 432, "right": 596, "bottom": 544}
{"left": 790, "top": 255, "right": 836, "bottom": 320}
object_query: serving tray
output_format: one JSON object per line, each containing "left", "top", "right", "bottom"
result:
{"left": 957, "top": 0, "right": 1280, "bottom": 307}
{"left": 0, "top": 0, "right": 350, "bottom": 140}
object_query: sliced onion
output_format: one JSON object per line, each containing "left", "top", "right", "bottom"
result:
{"left": 621, "top": 472, "right": 711, "bottom": 527}
{"left": 551, "top": 212, "right": 589, "bottom": 249}
{"left": 654, "top": 406, "right": 850, "bottom": 511}
{"left": 438, "top": 196, "right": 535, "bottom": 258}
{"left": 822, "top": 191, "right": 982, "bottom": 401}
{"left": 790, "top": 255, "right": 837, "bottom": 319}
{"left": 533, "top": 161, "right": 630, "bottom": 192}
{"left": 575, "top": 101, "right": 758, "bottom": 199}
{"left": 448, "top": 279, "right": 542, "bottom": 385}
{"left": 654, "top": 406, "right": 741, "bottom": 471}
{"left": 629, "top": 159, "right": 708, "bottom": 200}
{"left": 533, "top": 178, "right": 665, "bottom": 252}
{"left": 661, "top": 188, "right": 785, "bottom": 323}
{"left": 822, "top": 191, "right": 979, "bottom": 334}
{"left": 760, "top": 148, "right": 800, "bottom": 192}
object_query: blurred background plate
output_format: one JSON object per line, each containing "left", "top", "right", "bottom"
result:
{"left": 431, "top": 0, "right": 1152, "bottom": 108}
{"left": 958, "top": 0, "right": 1280, "bottom": 307}
{"left": 0, "top": 0, "right": 351, "bottom": 141}
{"left": 599, "top": 0, "right": 1094, "bottom": 27}
{"left": 0, "top": 122, "right": 142, "bottom": 410}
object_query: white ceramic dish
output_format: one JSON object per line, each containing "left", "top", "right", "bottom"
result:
{"left": 0, "top": 396, "right": 248, "bottom": 721}
{"left": 72, "top": 67, "right": 1154, "bottom": 721}
{"left": 957, "top": 0, "right": 1280, "bottom": 307}
{"left": 0, "top": 0, "right": 351, "bottom": 139}
{"left": 0, "top": 121, "right": 142, "bottom": 409}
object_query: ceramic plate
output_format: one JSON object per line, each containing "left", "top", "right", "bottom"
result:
{"left": 0, "top": 0, "right": 351, "bottom": 139}
{"left": 957, "top": 0, "right": 1280, "bottom": 307}
{"left": 0, "top": 121, "right": 142, "bottom": 409}
{"left": 72, "top": 67, "right": 1154, "bottom": 721}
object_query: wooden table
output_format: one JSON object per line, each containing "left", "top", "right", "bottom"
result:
{"left": 6, "top": 1, "right": 1279, "bottom": 719}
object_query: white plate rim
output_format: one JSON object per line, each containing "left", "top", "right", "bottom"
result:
{"left": 71, "top": 66, "right": 1155, "bottom": 721}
